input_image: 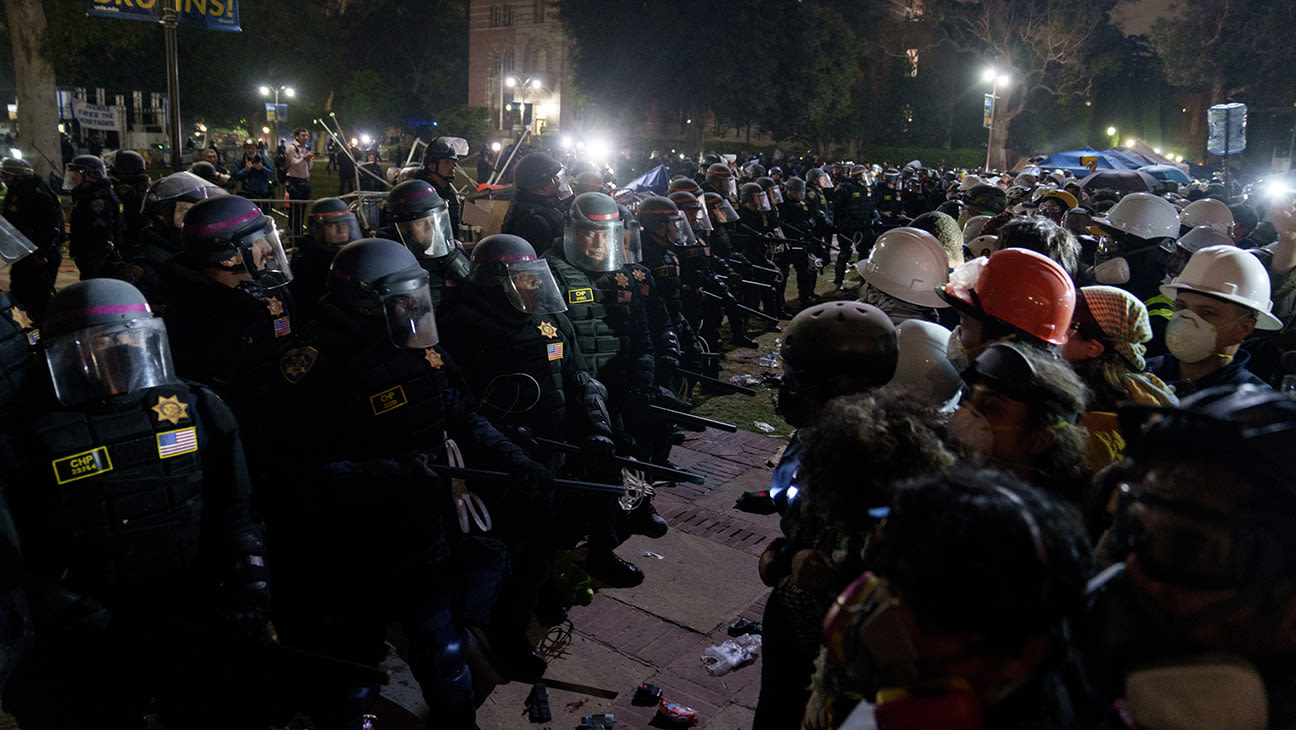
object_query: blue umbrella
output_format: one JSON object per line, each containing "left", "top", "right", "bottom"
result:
{"left": 1139, "top": 164, "right": 1191, "bottom": 184}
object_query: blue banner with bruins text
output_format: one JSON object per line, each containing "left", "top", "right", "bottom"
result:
{"left": 88, "top": 0, "right": 241, "bottom": 32}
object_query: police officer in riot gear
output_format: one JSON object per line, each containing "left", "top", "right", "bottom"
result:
{"left": 159, "top": 194, "right": 295, "bottom": 419}
{"left": 1, "top": 279, "right": 271, "bottom": 730}
{"left": 288, "top": 197, "right": 363, "bottom": 324}
{"left": 117, "top": 171, "right": 227, "bottom": 306}
{"left": 381, "top": 179, "right": 471, "bottom": 308}
{"left": 109, "top": 150, "right": 150, "bottom": 256}
{"left": 668, "top": 190, "right": 750, "bottom": 351}
{"left": 733, "top": 182, "right": 786, "bottom": 323}
{"left": 414, "top": 137, "right": 463, "bottom": 235}
{"left": 270, "top": 238, "right": 550, "bottom": 728}
{"left": 831, "top": 164, "right": 875, "bottom": 291}
{"left": 438, "top": 233, "right": 633, "bottom": 679}
{"left": 2, "top": 157, "right": 63, "bottom": 323}
{"left": 777, "top": 177, "right": 823, "bottom": 310}
{"left": 702, "top": 162, "right": 737, "bottom": 202}
{"left": 502, "top": 152, "right": 573, "bottom": 255}
{"left": 65, "top": 154, "right": 124, "bottom": 280}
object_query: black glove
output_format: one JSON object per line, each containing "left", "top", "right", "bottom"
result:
{"left": 582, "top": 433, "right": 619, "bottom": 480}
{"left": 658, "top": 330, "right": 682, "bottom": 374}
{"left": 512, "top": 458, "right": 555, "bottom": 516}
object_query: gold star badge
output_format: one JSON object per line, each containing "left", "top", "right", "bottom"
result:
{"left": 8, "top": 306, "right": 32, "bottom": 331}
{"left": 614, "top": 272, "right": 629, "bottom": 287}
{"left": 151, "top": 395, "right": 189, "bottom": 425}
{"left": 632, "top": 269, "right": 646, "bottom": 282}
{"left": 424, "top": 348, "right": 443, "bottom": 369}
{"left": 536, "top": 320, "right": 559, "bottom": 338}
{"left": 266, "top": 297, "right": 285, "bottom": 317}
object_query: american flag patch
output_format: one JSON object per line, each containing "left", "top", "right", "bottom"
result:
{"left": 273, "top": 316, "right": 291, "bottom": 338}
{"left": 156, "top": 427, "right": 198, "bottom": 459}
{"left": 547, "top": 342, "right": 563, "bottom": 361}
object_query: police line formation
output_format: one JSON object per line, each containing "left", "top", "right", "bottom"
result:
{"left": 0, "top": 139, "right": 1295, "bottom": 729}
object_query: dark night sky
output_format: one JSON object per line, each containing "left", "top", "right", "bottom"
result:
{"left": 1111, "top": 0, "right": 1176, "bottom": 35}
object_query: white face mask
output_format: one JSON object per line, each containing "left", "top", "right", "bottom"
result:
{"left": 1164, "top": 309, "right": 1219, "bottom": 363}
{"left": 1092, "top": 256, "right": 1131, "bottom": 285}
{"left": 947, "top": 404, "right": 994, "bottom": 461}
{"left": 946, "top": 324, "right": 970, "bottom": 373}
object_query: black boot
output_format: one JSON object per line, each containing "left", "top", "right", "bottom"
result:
{"left": 584, "top": 549, "right": 645, "bottom": 588}
{"left": 625, "top": 499, "right": 668, "bottom": 539}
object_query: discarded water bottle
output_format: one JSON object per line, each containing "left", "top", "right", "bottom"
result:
{"left": 759, "top": 339, "right": 782, "bottom": 369}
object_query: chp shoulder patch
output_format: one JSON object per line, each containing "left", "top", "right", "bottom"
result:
{"left": 568, "top": 288, "right": 594, "bottom": 304}
{"left": 280, "top": 345, "right": 319, "bottom": 384}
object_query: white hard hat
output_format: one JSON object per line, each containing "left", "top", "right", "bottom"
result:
{"left": 959, "top": 174, "right": 983, "bottom": 192}
{"left": 1093, "top": 192, "right": 1181, "bottom": 241}
{"left": 857, "top": 227, "right": 950, "bottom": 309}
{"left": 889, "top": 319, "right": 963, "bottom": 408}
{"left": 1013, "top": 172, "right": 1038, "bottom": 188}
{"left": 966, "top": 234, "right": 1001, "bottom": 259}
{"left": 1175, "top": 225, "right": 1235, "bottom": 254}
{"left": 962, "top": 214, "right": 992, "bottom": 241}
{"left": 1179, "top": 198, "right": 1234, "bottom": 230}
{"left": 1160, "top": 245, "right": 1282, "bottom": 330}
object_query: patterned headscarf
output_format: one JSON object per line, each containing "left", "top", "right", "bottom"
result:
{"left": 1078, "top": 285, "right": 1152, "bottom": 370}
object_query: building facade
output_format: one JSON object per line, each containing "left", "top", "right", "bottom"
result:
{"left": 467, "top": 0, "right": 574, "bottom": 135}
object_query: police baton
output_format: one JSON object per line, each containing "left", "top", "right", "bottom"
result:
{"left": 531, "top": 437, "right": 707, "bottom": 485}
{"left": 676, "top": 368, "right": 757, "bottom": 396}
{"left": 417, "top": 462, "right": 627, "bottom": 497}
{"left": 702, "top": 290, "right": 778, "bottom": 324}
{"left": 739, "top": 279, "right": 776, "bottom": 292}
{"left": 646, "top": 404, "right": 738, "bottom": 433}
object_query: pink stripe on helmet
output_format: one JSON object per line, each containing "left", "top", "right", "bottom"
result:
{"left": 184, "top": 206, "right": 263, "bottom": 239}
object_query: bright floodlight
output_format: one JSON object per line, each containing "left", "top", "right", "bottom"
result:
{"left": 982, "top": 68, "right": 997, "bottom": 82}
{"left": 1106, "top": 126, "right": 1117, "bottom": 136}
{"left": 259, "top": 86, "right": 271, "bottom": 96}
{"left": 506, "top": 76, "right": 518, "bottom": 88}
{"left": 587, "top": 139, "right": 611, "bottom": 162}
{"left": 1124, "top": 139, "right": 1136, "bottom": 148}
{"left": 997, "top": 73, "right": 1012, "bottom": 87}
{"left": 350, "top": 137, "right": 358, "bottom": 146}
{"left": 491, "top": 142, "right": 502, "bottom": 152}
{"left": 529, "top": 79, "right": 542, "bottom": 89}
{"left": 262, "top": 126, "right": 270, "bottom": 135}
{"left": 560, "top": 136, "right": 573, "bottom": 149}
{"left": 285, "top": 87, "right": 296, "bottom": 98}
{"left": 360, "top": 134, "right": 372, "bottom": 146}
{"left": 1266, "top": 180, "right": 1294, "bottom": 199}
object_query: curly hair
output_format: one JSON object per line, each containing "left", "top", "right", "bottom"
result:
{"left": 997, "top": 216, "right": 1080, "bottom": 280}
{"left": 799, "top": 386, "right": 956, "bottom": 527}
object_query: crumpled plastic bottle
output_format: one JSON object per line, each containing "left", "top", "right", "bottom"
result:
{"left": 701, "top": 634, "right": 763, "bottom": 675}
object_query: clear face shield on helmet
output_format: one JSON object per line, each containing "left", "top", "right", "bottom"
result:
{"left": 663, "top": 210, "right": 695, "bottom": 245}
{"left": 623, "top": 220, "right": 643, "bottom": 264}
{"left": 767, "top": 186, "right": 784, "bottom": 205}
{"left": 564, "top": 218, "right": 626, "bottom": 272}
{"left": 373, "top": 269, "right": 439, "bottom": 349}
{"left": 395, "top": 206, "right": 455, "bottom": 258}
{"left": 707, "top": 196, "right": 740, "bottom": 225}
{"left": 45, "top": 316, "right": 179, "bottom": 406}
{"left": 504, "top": 259, "right": 568, "bottom": 314}
{"left": 727, "top": 178, "right": 739, "bottom": 200}
{"left": 234, "top": 220, "right": 294, "bottom": 287}
{"left": 688, "top": 203, "right": 714, "bottom": 233}
{"left": 0, "top": 216, "right": 36, "bottom": 268}
{"left": 755, "top": 191, "right": 772, "bottom": 212}
{"left": 310, "top": 211, "right": 363, "bottom": 246}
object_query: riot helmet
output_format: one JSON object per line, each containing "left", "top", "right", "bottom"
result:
{"left": 563, "top": 192, "right": 625, "bottom": 272}
{"left": 63, "top": 154, "right": 108, "bottom": 190}
{"left": 705, "top": 163, "right": 737, "bottom": 199}
{"left": 785, "top": 177, "right": 806, "bottom": 202}
{"left": 110, "top": 149, "right": 148, "bottom": 177}
{"left": 182, "top": 195, "right": 293, "bottom": 287}
{"left": 743, "top": 162, "right": 766, "bottom": 180}
{"left": 144, "top": 171, "right": 227, "bottom": 231}
{"left": 621, "top": 204, "right": 643, "bottom": 264}
{"left": 739, "top": 182, "right": 770, "bottom": 211}
{"left": 638, "top": 195, "right": 690, "bottom": 244}
{"left": 669, "top": 191, "right": 712, "bottom": 233}
{"left": 806, "top": 168, "right": 829, "bottom": 189}
{"left": 387, "top": 180, "right": 455, "bottom": 258}
{"left": 188, "top": 161, "right": 220, "bottom": 184}
{"left": 422, "top": 137, "right": 460, "bottom": 183}
{"left": 702, "top": 192, "right": 739, "bottom": 225}
{"left": 327, "top": 238, "right": 439, "bottom": 349}
{"left": 307, "top": 197, "right": 362, "bottom": 246}
{"left": 573, "top": 170, "right": 606, "bottom": 195}
{"left": 468, "top": 234, "right": 567, "bottom": 314}
{"left": 756, "top": 176, "right": 783, "bottom": 205}
{"left": 668, "top": 177, "right": 702, "bottom": 196}
{"left": 778, "top": 301, "right": 899, "bottom": 427}
{"left": 0, "top": 157, "right": 33, "bottom": 178}
{"left": 513, "top": 152, "right": 572, "bottom": 198}
{"left": 43, "top": 279, "right": 178, "bottom": 406}
{"left": 769, "top": 165, "right": 783, "bottom": 181}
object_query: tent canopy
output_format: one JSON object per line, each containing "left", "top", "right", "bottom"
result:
{"left": 623, "top": 164, "right": 671, "bottom": 195}
{"left": 1033, "top": 141, "right": 1190, "bottom": 179}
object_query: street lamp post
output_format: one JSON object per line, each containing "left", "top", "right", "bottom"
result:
{"left": 982, "top": 67, "right": 1011, "bottom": 172}
{"left": 1106, "top": 126, "right": 1118, "bottom": 148}
{"left": 259, "top": 84, "right": 295, "bottom": 145}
